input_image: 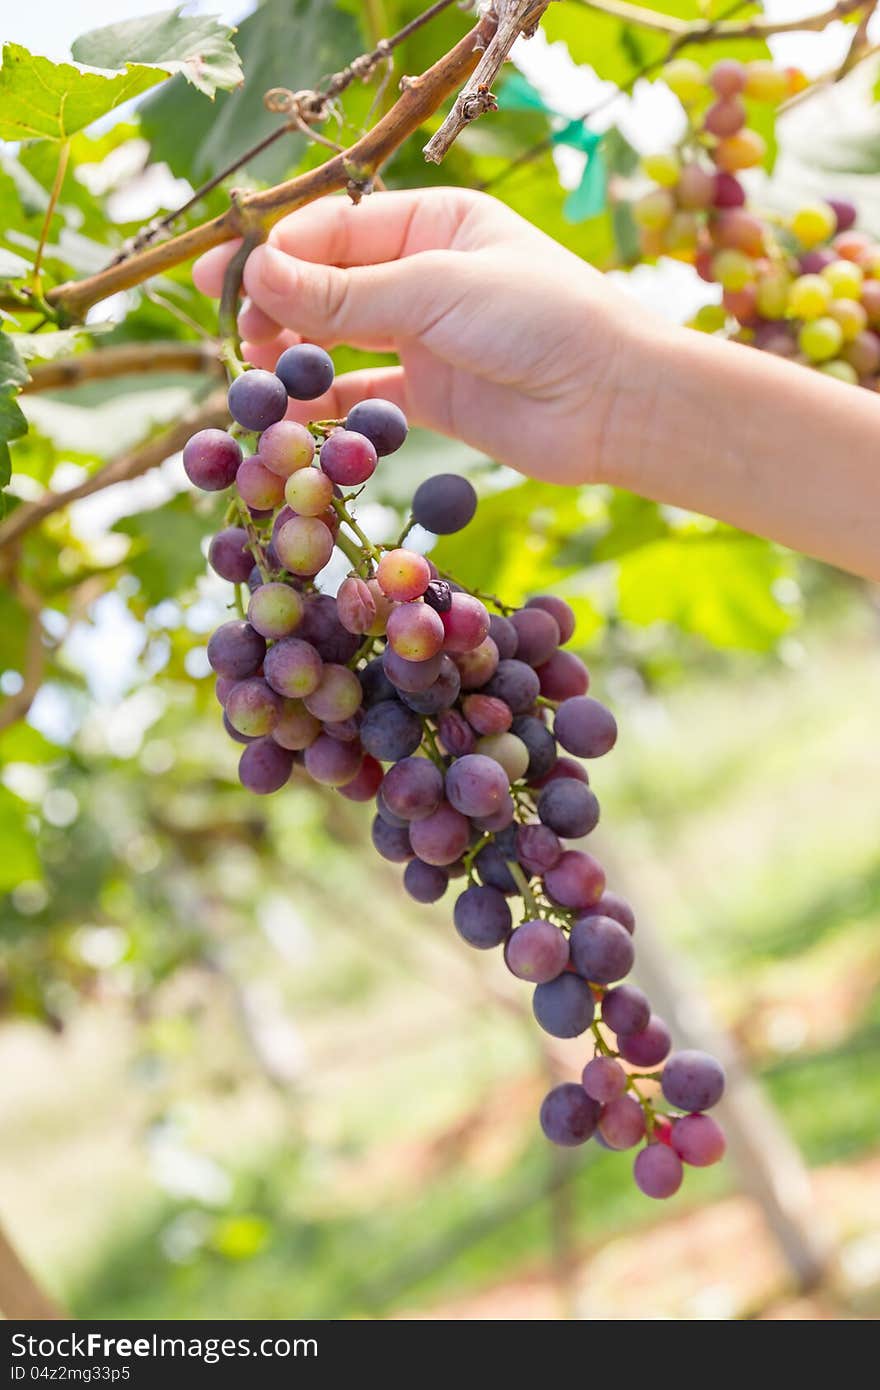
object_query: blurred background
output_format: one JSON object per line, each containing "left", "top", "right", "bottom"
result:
{"left": 1, "top": 0, "right": 879, "bottom": 1320}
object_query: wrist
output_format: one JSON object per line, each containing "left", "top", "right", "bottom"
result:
{"left": 595, "top": 316, "right": 691, "bottom": 494}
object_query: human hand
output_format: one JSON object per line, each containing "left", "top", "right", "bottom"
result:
{"left": 193, "top": 188, "right": 674, "bottom": 484}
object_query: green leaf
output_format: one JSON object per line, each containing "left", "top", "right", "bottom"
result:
{"left": 0, "top": 333, "right": 29, "bottom": 392}
{"left": 13, "top": 325, "right": 112, "bottom": 362}
{"left": 0, "top": 43, "right": 167, "bottom": 143}
{"left": 72, "top": 7, "right": 243, "bottom": 100}
{"left": 0, "top": 722, "right": 61, "bottom": 765}
{"left": 113, "top": 493, "right": 214, "bottom": 604}
{"left": 141, "top": 0, "right": 361, "bottom": 183}
{"left": 0, "top": 391, "right": 27, "bottom": 444}
{"left": 0, "top": 786, "right": 40, "bottom": 893}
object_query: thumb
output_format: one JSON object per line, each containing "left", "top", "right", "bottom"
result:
{"left": 242, "top": 242, "right": 443, "bottom": 348}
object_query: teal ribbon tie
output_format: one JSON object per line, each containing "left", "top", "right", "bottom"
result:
{"left": 497, "top": 72, "right": 606, "bottom": 222}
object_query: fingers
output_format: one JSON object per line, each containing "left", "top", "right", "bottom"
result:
{"left": 238, "top": 299, "right": 282, "bottom": 344}
{"left": 192, "top": 240, "right": 240, "bottom": 298}
{"left": 276, "top": 365, "right": 408, "bottom": 426}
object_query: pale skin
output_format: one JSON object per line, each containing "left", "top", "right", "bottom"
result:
{"left": 193, "top": 187, "right": 880, "bottom": 582}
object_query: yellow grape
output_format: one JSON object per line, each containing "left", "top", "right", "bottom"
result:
{"left": 827, "top": 298, "right": 867, "bottom": 342}
{"left": 744, "top": 61, "right": 789, "bottom": 104}
{"left": 641, "top": 152, "right": 681, "bottom": 187}
{"left": 821, "top": 259, "right": 863, "bottom": 299}
{"left": 711, "top": 249, "right": 755, "bottom": 291}
{"left": 633, "top": 188, "right": 675, "bottom": 230}
{"left": 787, "top": 274, "right": 832, "bottom": 320}
{"left": 663, "top": 59, "right": 707, "bottom": 105}
{"left": 799, "top": 316, "right": 844, "bottom": 362}
{"left": 692, "top": 304, "right": 727, "bottom": 333}
{"left": 755, "top": 269, "right": 792, "bottom": 320}
{"left": 714, "top": 129, "right": 765, "bottom": 172}
{"left": 791, "top": 202, "right": 836, "bottom": 248}
{"left": 664, "top": 211, "right": 699, "bottom": 256}
{"left": 819, "top": 360, "right": 859, "bottom": 385}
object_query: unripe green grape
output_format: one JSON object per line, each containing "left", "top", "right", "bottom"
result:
{"left": 663, "top": 211, "right": 699, "bottom": 257}
{"left": 475, "top": 732, "right": 530, "bottom": 783}
{"left": 821, "top": 258, "right": 863, "bottom": 299}
{"left": 247, "top": 582, "right": 304, "bottom": 640}
{"left": 713, "top": 129, "right": 765, "bottom": 172}
{"left": 274, "top": 515, "right": 334, "bottom": 576}
{"left": 799, "top": 315, "right": 844, "bottom": 362}
{"left": 819, "top": 359, "right": 858, "bottom": 385}
{"left": 640, "top": 152, "right": 680, "bottom": 187}
{"left": 827, "top": 297, "right": 867, "bottom": 342}
{"left": 711, "top": 248, "right": 754, "bottom": 291}
{"left": 744, "top": 60, "right": 789, "bottom": 103}
{"left": 787, "top": 273, "right": 832, "bottom": 320}
{"left": 691, "top": 303, "right": 727, "bottom": 333}
{"left": 632, "top": 188, "right": 675, "bottom": 231}
{"left": 284, "top": 466, "right": 334, "bottom": 516}
{"left": 755, "top": 268, "right": 792, "bottom": 319}
{"left": 791, "top": 202, "right": 836, "bottom": 248}
{"left": 663, "top": 58, "right": 706, "bottom": 105}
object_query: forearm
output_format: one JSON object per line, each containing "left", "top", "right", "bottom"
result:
{"left": 607, "top": 327, "right": 880, "bottom": 582}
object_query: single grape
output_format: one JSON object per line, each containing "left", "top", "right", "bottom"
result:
{"left": 510, "top": 715, "right": 557, "bottom": 781}
{"left": 634, "top": 1144, "right": 683, "bottom": 1199}
{"left": 540, "top": 1084, "right": 600, "bottom": 1147}
{"left": 676, "top": 163, "right": 715, "bottom": 211}
{"left": 661, "top": 1050, "right": 725, "bottom": 1112}
{"left": 488, "top": 613, "right": 518, "bottom": 659}
{"left": 671, "top": 1113, "right": 726, "bottom": 1166}
{"left": 382, "top": 755, "right": 445, "bottom": 822}
{"left": 827, "top": 298, "right": 867, "bottom": 342}
{"left": 505, "top": 918, "right": 569, "bottom": 982}
{"left": 533, "top": 756, "right": 589, "bottom": 790}
{"left": 445, "top": 753, "right": 509, "bottom": 818}
{"left": 344, "top": 398, "right": 408, "bottom": 456}
{"left": 569, "top": 914, "right": 635, "bottom": 985}
{"left": 827, "top": 196, "right": 857, "bottom": 233}
{"left": 182, "top": 429, "right": 242, "bottom": 490}
{"left": 215, "top": 676, "right": 236, "bottom": 705}
{"left": 453, "top": 637, "right": 499, "bottom": 690}
{"left": 386, "top": 603, "right": 445, "bottom": 662}
{"left": 423, "top": 579, "right": 453, "bottom": 614}
{"left": 359, "top": 657, "right": 397, "bottom": 707}
{"left": 713, "top": 171, "right": 746, "bottom": 209}
{"left": 376, "top": 549, "right": 430, "bottom": 602}
{"left": 581, "top": 890, "right": 635, "bottom": 935}
{"left": 303, "top": 663, "right": 362, "bottom": 723}
{"left": 223, "top": 711, "right": 256, "bottom": 744}
{"left": 207, "top": 621, "right": 266, "bottom": 680}
{"left": 711, "top": 249, "right": 754, "bottom": 292}
{"left": 323, "top": 713, "right": 362, "bottom": 743}
{"left": 411, "top": 473, "right": 477, "bottom": 534}
{"left": 788, "top": 273, "right": 832, "bottom": 319}
{"left": 554, "top": 697, "right": 617, "bottom": 759}
{"left": 360, "top": 701, "right": 423, "bottom": 761}
{"left": 297, "top": 593, "right": 359, "bottom": 664}
{"left": 275, "top": 515, "right": 334, "bottom": 577}
{"left": 662, "top": 58, "right": 705, "bottom": 104}
{"left": 633, "top": 188, "right": 674, "bottom": 231}
{"left": 371, "top": 815, "right": 413, "bottom": 863}
{"left": 538, "top": 780, "right": 600, "bottom": 839}
{"left": 247, "top": 582, "right": 303, "bottom": 640}
{"left": 474, "top": 732, "right": 529, "bottom": 783}
{"left": 409, "top": 801, "right": 471, "bottom": 866}
{"left": 303, "top": 733, "right": 362, "bottom": 787}
{"left": 263, "top": 636, "right": 323, "bottom": 699}
{"left": 582, "top": 1056, "right": 627, "bottom": 1104}
{"left": 208, "top": 527, "right": 254, "bottom": 584}
{"left": 743, "top": 58, "right": 788, "bottom": 103}
{"left": 376, "top": 786, "right": 409, "bottom": 827}
{"left": 799, "top": 316, "right": 844, "bottom": 363}
{"left": 275, "top": 343, "right": 334, "bottom": 400}
{"left": 822, "top": 258, "right": 863, "bottom": 299}
{"left": 271, "top": 700, "right": 321, "bottom": 751}
{"left": 791, "top": 201, "right": 836, "bottom": 248}
{"left": 618, "top": 1016, "right": 672, "bottom": 1067}
{"left": 462, "top": 693, "right": 511, "bottom": 735}
{"left": 599, "top": 1095, "right": 646, "bottom": 1150}
{"left": 543, "top": 850, "right": 605, "bottom": 911}
{"left": 399, "top": 655, "right": 461, "bottom": 715}
{"left": 258, "top": 419, "right": 315, "bottom": 477}
{"left": 239, "top": 737, "right": 294, "bottom": 794}
{"left": 441, "top": 593, "right": 490, "bottom": 654}
{"left": 641, "top": 151, "right": 680, "bottom": 186}
{"left": 510, "top": 608, "right": 560, "bottom": 666}
{"left": 247, "top": 565, "right": 263, "bottom": 594}
{"left": 336, "top": 576, "right": 376, "bottom": 635}
{"left": 516, "top": 823, "right": 562, "bottom": 876}
{"left": 471, "top": 793, "right": 515, "bottom": 833}
{"left": 704, "top": 96, "right": 745, "bottom": 137}
{"left": 601, "top": 983, "right": 650, "bottom": 1037}
{"left": 284, "top": 466, "right": 334, "bottom": 517}
{"left": 236, "top": 455, "right": 285, "bottom": 510}
{"left": 225, "top": 677, "right": 283, "bottom": 737}
{"left": 842, "top": 330, "right": 880, "bottom": 375}
{"left": 474, "top": 842, "right": 517, "bottom": 895}
{"left": 404, "top": 858, "right": 449, "bottom": 903}
{"left": 533, "top": 974, "right": 595, "bottom": 1039}
{"left": 713, "top": 129, "right": 765, "bottom": 173}
{"left": 337, "top": 753, "right": 384, "bottom": 802}
{"left": 437, "top": 709, "right": 476, "bottom": 758}
{"left": 713, "top": 208, "right": 765, "bottom": 255}
{"left": 484, "top": 659, "right": 540, "bottom": 714}
{"left": 710, "top": 57, "right": 746, "bottom": 97}
{"left": 319, "top": 429, "right": 377, "bottom": 486}
{"left": 382, "top": 645, "right": 443, "bottom": 693}
{"left": 453, "top": 883, "right": 512, "bottom": 948}
{"left": 228, "top": 370, "right": 289, "bottom": 431}
{"left": 536, "top": 649, "right": 589, "bottom": 701}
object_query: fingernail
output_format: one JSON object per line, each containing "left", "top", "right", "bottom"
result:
{"left": 256, "top": 243, "right": 295, "bottom": 297}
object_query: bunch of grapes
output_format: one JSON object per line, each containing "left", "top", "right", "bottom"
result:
{"left": 635, "top": 57, "right": 880, "bottom": 387}
{"left": 183, "top": 345, "right": 726, "bottom": 1199}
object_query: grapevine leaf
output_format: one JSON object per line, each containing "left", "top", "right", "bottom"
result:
{"left": 0, "top": 44, "right": 167, "bottom": 144}
{"left": 72, "top": 7, "right": 243, "bottom": 100}
{"left": 0, "top": 391, "right": 27, "bottom": 444}
{"left": 113, "top": 494, "right": 215, "bottom": 604}
{"left": 0, "top": 786, "right": 40, "bottom": 894}
{"left": 0, "top": 332, "right": 29, "bottom": 392}
{"left": 13, "top": 325, "right": 113, "bottom": 362}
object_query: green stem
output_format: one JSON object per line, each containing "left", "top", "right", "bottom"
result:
{"left": 233, "top": 497, "right": 270, "bottom": 582}
{"left": 463, "top": 831, "right": 492, "bottom": 880}
{"left": 591, "top": 1020, "right": 615, "bottom": 1058}
{"left": 396, "top": 513, "right": 415, "bottom": 547}
{"left": 332, "top": 497, "right": 382, "bottom": 562}
{"left": 420, "top": 719, "right": 446, "bottom": 770}
{"left": 536, "top": 695, "right": 559, "bottom": 711}
{"left": 334, "top": 525, "right": 370, "bottom": 576}
{"left": 32, "top": 139, "right": 70, "bottom": 293}
{"left": 348, "top": 633, "right": 377, "bottom": 669}
{"left": 507, "top": 859, "right": 539, "bottom": 918}
{"left": 233, "top": 584, "right": 245, "bottom": 618}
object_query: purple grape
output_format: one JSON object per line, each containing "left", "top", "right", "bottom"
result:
{"left": 582, "top": 1056, "right": 627, "bottom": 1103}
{"left": 554, "top": 697, "right": 617, "bottom": 758}
{"left": 484, "top": 660, "right": 540, "bottom": 715}
{"left": 275, "top": 343, "right": 334, "bottom": 400}
{"left": 472, "top": 793, "right": 515, "bottom": 833}
{"left": 633, "top": 1144, "right": 683, "bottom": 1199}
{"left": 207, "top": 621, "right": 266, "bottom": 680}
{"left": 247, "top": 582, "right": 304, "bottom": 640}
{"left": 437, "top": 710, "right": 476, "bottom": 758}
{"left": 423, "top": 579, "right": 453, "bottom": 614}
{"left": 526, "top": 594, "right": 575, "bottom": 644}
{"left": 537, "top": 779, "right": 599, "bottom": 839}
{"left": 371, "top": 815, "right": 413, "bottom": 863}
{"left": 671, "top": 1113, "right": 726, "bottom": 1166}
{"left": 272, "top": 700, "right": 320, "bottom": 751}
{"left": 440, "top": 593, "right": 489, "bottom": 654}
{"left": 537, "top": 649, "right": 589, "bottom": 701}
{"left": 223, "top": 710, "right": 256, "bottom": 744}
{"left": 445, "top": 754, "right": 509, "bottom": 819}
{"left": 511, "top": 608, "right": 559, "bottom": 666}
{"left": 453, "top": 637, "right": 499, "bottom": 691}
{"left": 216, "top": 676, "right": 236, "bottom": 705}
{"left": 569, "top": 914, "right": 634, "bottom": 985}
{"left": 320, "top": 430, "right": 377, "bottom": 486}
{"left": 275, "top": 515, "right": 334, "bottom": 577}
{"left": 539, "top": 1084, "right": 600, "bottom": 1146}
{"left": 474, "top": 843, "right": 517, "bottom": 895}
{"left": 337, "top": 754, "right": 383, "bottom": 802}
{"left": 453, "top": 883, "right": 512, "bottom": 948}
{"left": 532, "top": 973, "right": 595, "bottom": 1038}
{"left": 411, "top": 474, "right": 477, "bottom": 535}
{"left": 404, "top": 858, "right": 448, "bottom": 904}
{"left": 382, "top": 646, "right": 443, "bottom": 694}
{"left": 239, "top": 737, "right": 294, "bottom": 793}
{"left": 516, "top": 823, "right": 562, "bottom": 876}
{"left": 504, "top": 918, "right": 569, "bottom": 982}
{"left": 618, "top": 1016, "right": 672, "bottom": 1068}
{"left": 247, "top": 565, "right": 263, "bottom": 594}
{"left": 323, "top": 713, "right": 363, "bottom": 743}
{"left": 360, "top": 701, "right": 423, "bottom": 762}
{"left": 510, "top": 715, "right": 557, "bottom": 781}
{"left": 182, "top": 428, "right": 242, "bottom": 490}
{"left": 359, "top": 657, "right": 397, "bottom": 707}
{"left": 297, "top": 594, "right": 359, "bottom": 664}
{"left": 601, "top": 983, "right": 649, "bottom": 1037}
{"left": 228, "top": 370, "right": 289, "bottom": 431}
{"left": 488, "top": 613, "right": 518, "bottom": 660}
{"left": 580, "top": 891, "right": 635, "bottom": 935}
{"left": 533, "top": 756, "right": 588, "bottom": 790}
{"left": 827, "top": 197, "right": 857, "bottom": 233}
{"left": 225, "top": 677, "right": 283, "bottom": 737}
{"left": 543, "top": 850, "right": 605, "bottom": 911}
{"left": 304, "top": 733, "right": 363, "bottom": 787}
{"left": 382, "top": 756, "right": 444, "bottom": 822}
{"left": 263, "top": 637, "right": 323, "bottom": 699}
{"left": 661, "top": 1050, "right": 725, "bottom": 1112}
{"left": 303, "top": 663, "right": 362, "bottom": 722}
{"left": 345, "top": 398, "right": 408, "bottom": 456}
{"left": 408, "top": 801, "right": 470, "bottom": 866}
{"left": 599, "top": 1095, "right": 646, "bottom": 1150}
{"left": 208, "top": 527, "right": 254, "bottom": 584}
{"left": 376, "top": 786, "right": 409, "bottom": 827}
{"left": 463, "top": 693, "right": 511, "bottom": 737}
{"left": 399, "top": 655, "right": 461, "bottom": 715}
